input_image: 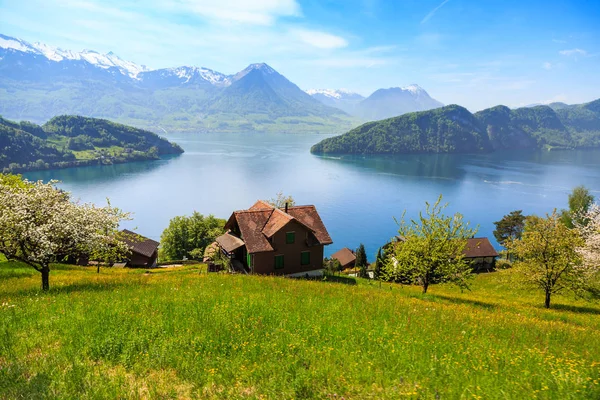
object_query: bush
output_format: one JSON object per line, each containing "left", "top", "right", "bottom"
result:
{"left": 496, "top": 259, "right": 513, "bottom": 270}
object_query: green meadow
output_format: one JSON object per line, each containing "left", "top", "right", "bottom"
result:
{"left": 0, "top": 260, "right": 599, "bottom": 399}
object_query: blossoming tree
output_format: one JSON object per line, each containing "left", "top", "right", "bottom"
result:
{"left": 383, "top": 195, "right": 478, "bottom": 293}
{"left": 0, "top": 174, "right": 131, "bottom": 290}
{"left": 507, "top": 210, "right": 584, "bottom": 308}
{"left": 575, "top": 204, "right": 600, "bottom": 297}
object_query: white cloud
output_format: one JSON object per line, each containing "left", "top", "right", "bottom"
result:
{"left": 167, "top": 0, "right": 301, "bottom": 25}
{"left": 421, "top": 0, "right": 451, "bottom": 24}
{"left": 552, "top": 39, "right": 567, "bottom": 44}
{"left": 290, "top": 29, "right": 348, "bottom": 49}
{"left": 542, "top": 62, "right": 552, "bottom": 70}
{"left": 559, "top": 48, "right": 587, "bottom": 57}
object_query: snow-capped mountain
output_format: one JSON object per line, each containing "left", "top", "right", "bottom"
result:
{"left": 137, "top": 66, "right": 231, "bottom": 88}
{"left": 307, "top": 84, "right": 443, "bottom": 120}
{"left": 306, "top": 88, "right": 363, "bottom": 100}
{"left": 0, "top": 34, "right": 350, "bottom": 133}
{"left": 0, "top": 34, "right": 148, "bottom": 78}
{"left": 354, "top": 85, "right": 444, "bottom": 121}
{"left": 306, "top": 89, "right": 365, "bottom": 114}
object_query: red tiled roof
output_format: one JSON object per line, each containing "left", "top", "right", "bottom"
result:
{"left": 120, "top": 229, "right": 159, "bottom": 258}
{"left": 223, "top": 201, "right": 333, "bottom": 254}
{"left": 463, "top": 238, "right": 499, "bottom": 258}
{"left": 227, "top": 210, "right": 274, "bottom": 254}
{"left": 262, "top": 208, "right": 294, "bottom": 237}
{"left": 331, "top": 247, "right": 356, "bottom": 267}
{"left": 249, "top": 200, "right": 273, "bottom": 211}
{"left": 286, "top": 205, "right": 333, "bottom": 245}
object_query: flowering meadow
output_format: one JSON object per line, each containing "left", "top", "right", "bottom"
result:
{"left": 0, "top": 260, "right": 599, "bottom": 399}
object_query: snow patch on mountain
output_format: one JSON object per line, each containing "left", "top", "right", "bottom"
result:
{"left": 160, "top": 66, "right": 230, "bottom": 85}
{"left": 0, "top": 35, "right": 32, "bottom": 53}
{"left": 402, "top": 84, "right": 425, "bottom": 95}
{"left": 0, "top": 34, "right": 148, "bottom": 78}
{"left": 306, "top": 88, "right": 361, "bottom": 99}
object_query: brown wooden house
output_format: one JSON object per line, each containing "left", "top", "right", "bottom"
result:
{"left": 330, "top": 247, "right": 356, "bottom": 270}
{"left": 463, "top": 237, "right": 499, "bottom": 272}
{"left": 121, "top": 229, "right": 159, "bottom": 268}
{"left": 215, "top": 200, "right": 333, "bottom": 276}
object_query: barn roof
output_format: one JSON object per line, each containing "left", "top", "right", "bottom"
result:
{"left": 120, "top": 229, "right": 159, "bottom": 258}
{"left": 216, "top": 232, "right": 245, "bottom": 253}
{"left": 224, "top": 201, "right": 333, "bottom": 254}
{"left": 463, "top": 238, "right": 499, "bottom": 258}
{"left": 331, "top": 247, "right": 356, "bottom": 267}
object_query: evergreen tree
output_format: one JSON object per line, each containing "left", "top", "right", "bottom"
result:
{"left": 355, "top": 243, "right": 368, "bottom": 268}
{"left": 374, "top": 248, "right": 384, "bottom": 280}
{"left": 493, "top": 210, "right": 527, "bottom": 246}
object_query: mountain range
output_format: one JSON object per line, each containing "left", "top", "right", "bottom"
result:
{"left": 0, "top": 34, "right": 443, "bottom": 133}
{"left": 311, "top": 99, "right": 600, "bottom": 154}
{"left": 307, "top": 85, "right": 444, "bottom": 120}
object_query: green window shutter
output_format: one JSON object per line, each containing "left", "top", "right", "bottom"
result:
{"left": 301, "top": 251, "right": 310, "bottom": 266}
{"left": 286, "top": 232, "right": 295, "bottom": 244}
{"left": 246, "top": 253, "right": 251, "bottom": 268}
{"left": 275, "top": 255, "right": 284, "bottom": 269}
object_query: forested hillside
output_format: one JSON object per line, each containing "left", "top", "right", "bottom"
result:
{"left": 311, "top": 100, "right": 600, "bottom": 155}
{"left": 0, "top": 115, "right": 183, "bottom": 172}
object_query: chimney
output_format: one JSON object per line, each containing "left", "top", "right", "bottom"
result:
{"left": 285, "top": 202, "right": 289, "bottom": 213}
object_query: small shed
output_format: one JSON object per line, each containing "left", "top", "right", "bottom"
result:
{"left": 331, "top": 247, "right": 356, "bottom": 270}
{"left": 121, "top": 229, "right": 159, "bottom": 268}
{"left": 463, "top": 237, "right": 499, "bottom": 272}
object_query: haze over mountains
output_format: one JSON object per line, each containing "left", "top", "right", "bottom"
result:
{"left": 0, "top": 34, "right": 444, "bottom": 134}
{"left": 307, "top": 85, "right": 444, "bottom": 121}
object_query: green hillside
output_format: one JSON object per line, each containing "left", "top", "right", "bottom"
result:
{"left": 0, "top": 115, "right": 183, "bottom": 172}
{"left": 0, "top": 261, "right": 598, "bottom": 399}
{"left": 311, "top": 100, "right": 600, "bottom": 155}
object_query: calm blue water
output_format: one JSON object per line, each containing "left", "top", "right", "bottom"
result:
{"left": 24, "top": 133, "right": 600, "bottom": 260}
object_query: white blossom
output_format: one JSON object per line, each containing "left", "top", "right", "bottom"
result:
{"left": 0, "top": 177, "right": 131, "bottom": 288}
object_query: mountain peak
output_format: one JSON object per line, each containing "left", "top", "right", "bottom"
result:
{"left": 402, "top": 84, "right": 424, "bottom": 94}
{"left": 245, "top": 63, "right": 276, "bottom": 74}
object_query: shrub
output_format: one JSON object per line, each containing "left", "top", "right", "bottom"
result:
{"left": 496, "top": 259, "right": 513, "bottom": 270}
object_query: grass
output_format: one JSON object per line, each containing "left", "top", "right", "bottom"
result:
{"left": 0, "top": 261, "right": 599, "bottom": 399}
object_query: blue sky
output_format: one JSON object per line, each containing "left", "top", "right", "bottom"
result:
{"left": 1, "top": 0, "right": 599, "bottom": 110}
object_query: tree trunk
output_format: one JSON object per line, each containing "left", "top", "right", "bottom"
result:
{"left": 97, "top": 264, "right": 100, "bottom": 274}
{"left": 544, "top": 291, "right": 551, "bottom": 309}
{"left": 41, "top": 265, "right": 50, "bottom": 291}
{"left": 422, "top": 281, "right": 429, "bottom": 294}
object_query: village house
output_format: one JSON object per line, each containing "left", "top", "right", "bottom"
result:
{"left": 214, "top": 200, "right": 332, "bottom": 276}
{"left": 383, "top": 236, "right": 499, "bottom": 272}
{"left": 121, "top": 229, "right": 159, "bottom": 268}
{"left": 330, "top": 247, "right": 356, "bottom": 270}
{"left": 463, "top": 237, "right": 499, "bottom": 272}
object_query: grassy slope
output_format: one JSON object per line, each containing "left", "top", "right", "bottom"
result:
{"left": 0, "top": 261, "right": 599, "bottom": 399}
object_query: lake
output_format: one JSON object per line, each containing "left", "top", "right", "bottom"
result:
{"left": 24, "top": 133, "right": 600, "bottom": 260}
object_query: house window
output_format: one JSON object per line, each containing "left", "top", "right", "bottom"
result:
{"left": 301, "top": 251, "right": 310, "bottom": 266}
{"left": 286, "top": 232, "right": 295, "bottom": 244}
{"left": 274, "top": 255, "right": 284, "bottom": 269}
